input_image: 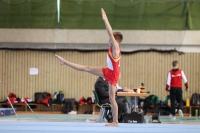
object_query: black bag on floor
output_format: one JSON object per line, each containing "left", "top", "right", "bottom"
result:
{"left": 63, "top": 98, "right": 75, "bottom": 114}
{"left": 191, "top": 93, "right": 200, "bottom": 106}
{"left": 143, "top": 95, "right": 158, "bottom": 115}
{"left": 122, "top": 112, "right": 145, "bottom": 123}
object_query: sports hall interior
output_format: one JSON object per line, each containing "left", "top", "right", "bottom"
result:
{"left": 0, "top": 0, "right": 200, "bottom": 132}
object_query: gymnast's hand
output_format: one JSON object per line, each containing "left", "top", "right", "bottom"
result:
{"left": 55, "top": 54, "right": 65, "bottom": 65}
{"left": 101, "top": 8, "right": 107, "bottom": 21}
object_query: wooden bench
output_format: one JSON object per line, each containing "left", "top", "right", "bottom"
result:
{"left": 1, "top": 103, "right": 196, "bottom": 116}
{"left": 0, "top": 103, "right": 63, "bottom": 112}
{"left": 190, "top": 106, "right": 200, "bottom": 116}
{"left": 0, "top": 103, "right": 94, "bottom": 114}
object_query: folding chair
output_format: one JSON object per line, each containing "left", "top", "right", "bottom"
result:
{"left": 93, "top": 90, "right": 111, "bottom": 122}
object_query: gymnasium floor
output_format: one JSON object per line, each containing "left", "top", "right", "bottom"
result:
{"left": 1, "top": 122, "right": 200, "bottom": 133}
{"left": 1, "top": 113, "right": 200, "bottom": 133}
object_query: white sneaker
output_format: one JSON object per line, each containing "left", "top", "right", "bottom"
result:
{"left": 178, "top": 110, "right": 183, "bottom": 117}
{"left": 171, "top": 116, "right": 176, "bottom": 120}
{"left": 169, "top": 114, "right": 176, "bottom": 120}
{"left": 68, "top": 111, "right": 77, "bottom": 115}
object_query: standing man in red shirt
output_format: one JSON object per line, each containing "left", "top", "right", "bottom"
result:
{"left": 166, "top": 60, "right": 188, "bottom": 120}
{"left": 55, "top": 8, "right": 122, "bottom": 127}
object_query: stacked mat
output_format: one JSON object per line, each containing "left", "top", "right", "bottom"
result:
{"left": 0, "top": 108, "right": 16, "bottom": 117}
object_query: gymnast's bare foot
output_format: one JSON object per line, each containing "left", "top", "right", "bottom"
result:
{"left": 105, "top": 122, "right": 119, "bottom": 127}
{"left": 55, "top": 54, "right": 65, "bottom": 65}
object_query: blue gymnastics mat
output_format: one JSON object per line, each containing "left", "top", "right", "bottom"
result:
{"left": 0, "top": 108, "right": 16, "bottom": 117}
{"left": 0, "top": 122, "right": 200, "bottom": 133}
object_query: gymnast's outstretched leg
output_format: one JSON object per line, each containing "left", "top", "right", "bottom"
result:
{"left": 55, "top": 54, "right": 104, "bottom": 77}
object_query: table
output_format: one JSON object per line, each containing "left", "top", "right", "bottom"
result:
{"left": 117, "top": 92, "right": 149, "bottom": 112}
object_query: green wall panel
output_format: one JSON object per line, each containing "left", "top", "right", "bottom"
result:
{"left": 60, "top": 0, "right": 187, "bottom": 30}
{"left": 188, "top": 1, "right": 200, "bottom": 30}
{"left": 0, "top": 0, "right": 199, "bottom": 30}
{"left": 0, "top": 0, "right": 57, "bottom": 28}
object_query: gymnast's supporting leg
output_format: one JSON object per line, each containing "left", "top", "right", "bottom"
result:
{"left": 55, "top": 54, "right": 104, "bottom": 77}
{"left": 105, "top": 84, "right": 118, "bottom": 127}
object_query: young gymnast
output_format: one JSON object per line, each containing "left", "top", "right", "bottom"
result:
{"left": 55, "top": 8, "right": 123, "bottom": 127}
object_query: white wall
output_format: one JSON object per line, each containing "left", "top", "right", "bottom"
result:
{"left": 0, "top": 29, "right": 200, "bottom": 52}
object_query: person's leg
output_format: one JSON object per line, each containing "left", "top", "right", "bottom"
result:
{"left": 170, "top": 88, "right": 176, "bottom": 116}
{"left": 55, "top": 54, "right": 104, "bottom": 77}
{"left": 176, "top": 89, "right": 183, "bottom": 110}
{"left": 176, "top": 89, "right": 183, "bottom": 117}
{"left": 105, "top": 84, "right": 118, "bottom": 126}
